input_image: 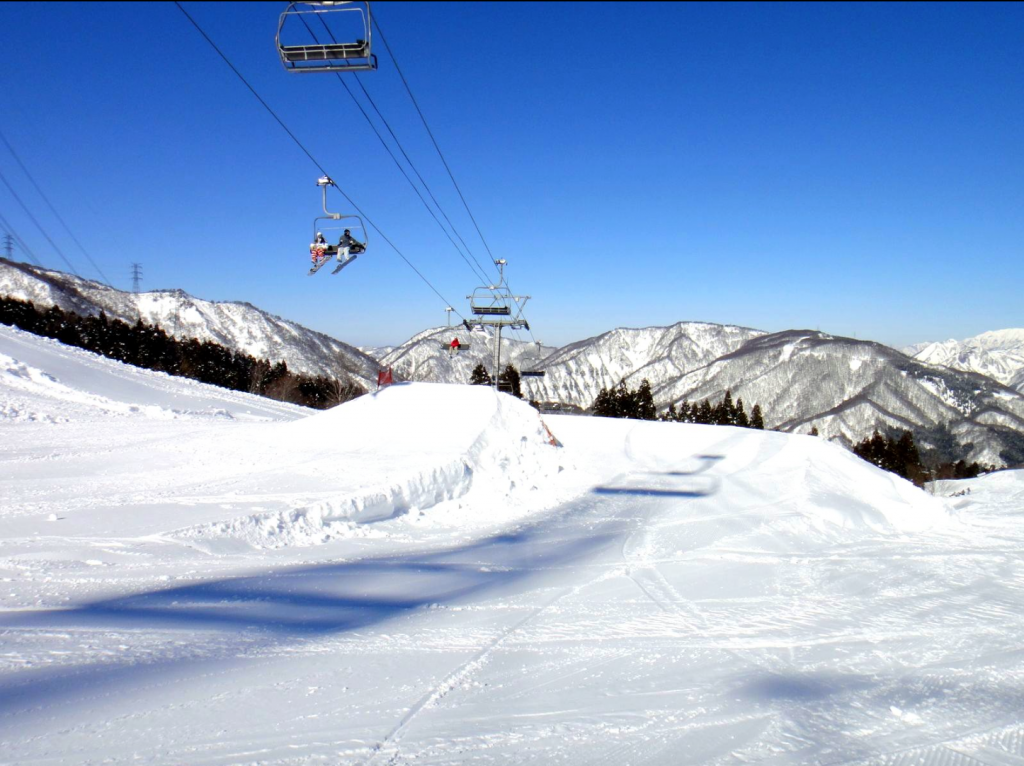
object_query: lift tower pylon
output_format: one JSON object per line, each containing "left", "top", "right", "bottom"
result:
{"left": 462, "top": 259, "right": 530, "bottom": 391}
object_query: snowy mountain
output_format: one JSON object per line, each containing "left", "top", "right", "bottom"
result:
{"left": 523, "top": 321, "right": 766, "bottom": 408}
{"left": 5, "top": 259, "right": 1023, "bottom": 466}
{"left": 379, "top": 325, "right": 557, "bottom": 385}
{"left": 652, "top": 330, "right": 1024, "bottom": 467}
{"left": 907, "top": 329, "right": 1024, "bottom": 394}
{"left": 8, "top": 320, "right": 1024, "bottom": 764}
{"left": 379, "top": 321, "right": 765, "bottom": 406}
{"left": 0, "top": 258, "right": 381, "bottom": 390}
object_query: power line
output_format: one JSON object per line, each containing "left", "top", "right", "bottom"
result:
{"left": 0, "top": 165, "right": 78, "bottom": 275}
{"left": 0, "top": 125, "right": 111, "bottom": 284}
{"left": 302, "top": 13, "right": 492, "bottom": 287}
{"left": 0, "top": 210, "right": 44, "bottom": 267}
{"left": 174, "top": 1, "right": 464, "bottom": 319}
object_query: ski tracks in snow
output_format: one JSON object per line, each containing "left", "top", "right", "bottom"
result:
{"left": 364, "top": 569, "right": 622, "bottom": 765}
{"left": 362, "top": 426, "right": 743, "bottom": 764}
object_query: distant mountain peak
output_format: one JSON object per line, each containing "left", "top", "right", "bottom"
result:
{"left": 907, "top": 328, "right": 1024, "bottom": 393}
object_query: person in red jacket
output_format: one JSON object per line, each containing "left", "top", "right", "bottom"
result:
{"left": 449, "top": 337, "right": 461, "bottom": 357}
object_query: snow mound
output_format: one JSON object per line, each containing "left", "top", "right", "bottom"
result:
{"left": 0, "top": 324, "right": 306, "bottom": 423}
{"left": 930, "top": 468, "right": 1024, "bottom": 515}
{"left": 174, "top": 384, "right": 570, "bottom": 549}
{"left": 771, "top": 434, "right": 951, "bottom": 536}
{"left": 551, "top": 416, "right": 951, "bottom": 543}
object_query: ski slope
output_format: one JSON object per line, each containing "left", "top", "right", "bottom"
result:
{"left": 3, "top": 323, "right": 1024, "bottom": 765}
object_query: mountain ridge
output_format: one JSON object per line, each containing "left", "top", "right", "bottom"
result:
{"left": 0, "top": 258, "right": 380, "bottom": 391}
{"left": 3, "top": 258, "right": 1023, "bottom": 467}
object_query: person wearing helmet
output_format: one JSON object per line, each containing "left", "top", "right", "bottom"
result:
{"left": 314, "top": 231, "right": 327, "bottom": 246}
{"left": 336, "top": 228, "right": 364, "bottom": 262}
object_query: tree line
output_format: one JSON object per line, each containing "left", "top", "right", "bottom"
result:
{"left": 588, "top": 379, "right": 767, "bottom": 428}
{"left": 0, "top": 296, "right": 363, "bottom": 409}
{"left": 661, "top": 389, "right": 765, "bottom": 429}
{"left": 853, "top": 429, "right": 992, "bottom": 486}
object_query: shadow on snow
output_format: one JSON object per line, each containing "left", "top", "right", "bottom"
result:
{"left": 0, "top": 464, "right": 717, "bottom": 719}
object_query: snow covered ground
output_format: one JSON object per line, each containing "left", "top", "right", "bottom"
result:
{"left": 3, "top": 322, "right": 1024, "bottom": 765}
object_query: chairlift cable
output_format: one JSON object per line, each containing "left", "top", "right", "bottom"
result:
{"left": 373, "top": 13, "right": 538, "bottom": 336}
{"left": 0, "top": 166, "right": 79, "bottom": 276}
{"left": 174, "top": 1, "right": 466, "bottom": 319}
{"left": 352, "top": 68, "right": 494, "bottom": 282}
{"left": 0, "top": 126, "right": 111, "bottom": 285}
{"left": 336, "top": 31, "right": 494, "bottom": 283}
{"left": 298, "top": 15, "right": 491, "bottom": 286}
{"left": 372, "top": 15, "right": 501, "bottom": 279}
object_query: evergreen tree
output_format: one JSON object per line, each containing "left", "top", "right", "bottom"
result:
{"left": 469, "top": 363, "right": 492, "bottom": 386}
{"left": 750, "top": 403, "right": 765, "bottom": 430}
{"left": 611, "top": 382, "right": 631, "bottom": 418}
{"left": 853, "top": 429, "right": 928, "bottom": 486}
{"left": 592, "top": 379, "right": 656, "bottom": 420}
{"left": 498, "top": 364, "right": 522, "bottom": 398}
{"left": 592, "top": 386, "right": 615, "bottom": 417}
{"left": 717, "top": 390, "right": 735, "bottom": 425}
{"left": 677, "top": 400, "right": 693, "bottom": 423}
{"left": 734, "top": 398, "right": 750, "bottom": 427}
{"left": 635, "top": 379, "right": 656, "bottom": 420}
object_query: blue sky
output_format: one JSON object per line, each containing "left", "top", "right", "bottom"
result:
{"left": 0, "top": 2, "right": 1021, "bottom": 349}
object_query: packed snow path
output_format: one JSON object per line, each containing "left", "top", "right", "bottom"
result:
{"left": 3, "top": 325, "right": 1024, "bottom": 764}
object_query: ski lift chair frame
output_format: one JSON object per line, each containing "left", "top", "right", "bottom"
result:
{"left": 277, "top": 1, "right": 378, "bottom": 73}
{"left": 520, "top": 341, "right": 546, "bottom": 378}
{"left": 310, "top": 176, "right": 367, "bottom": 260}
{"left": 312, "top": 219, "right": 367, "bottom": 259}
{"left": 469, "top": 287, "right": 512, "bottom": 316}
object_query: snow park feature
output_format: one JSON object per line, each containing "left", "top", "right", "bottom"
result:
{"left": 4, "top": 322, "right": 1024, "bottom": 764}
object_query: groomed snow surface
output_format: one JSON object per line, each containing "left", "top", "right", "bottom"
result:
{"left": 2, "top": 323, "right": 1024, "bottom": 765}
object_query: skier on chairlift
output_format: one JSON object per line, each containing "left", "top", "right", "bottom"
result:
{"left": 337, "top": 229, "right": 364, "bottom": 263}
{"left": 311, "top": 231, "right": 329, "bottom": 267}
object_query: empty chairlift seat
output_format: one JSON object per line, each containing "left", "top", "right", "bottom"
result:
{"left": 469, "top": 288, "right": 512, "bottom": 316}
{"left": 276, "top": 2, "right": 377, "bottom": 72}
{"left": 280, "top": 40, "right": 370, "bottom": 64}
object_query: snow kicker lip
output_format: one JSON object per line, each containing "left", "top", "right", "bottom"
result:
{"left": 170, "top": 459, "right": 475, "bottom": 550}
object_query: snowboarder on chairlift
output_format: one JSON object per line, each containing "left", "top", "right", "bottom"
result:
{"left": 311, "top": 231, "right": 329, "bottom": 265}
{"left": 449, "top": 337, "right": 461, "bottom": 357}
{"left": 337, "top": 229, "right": 364, "bottom": 262}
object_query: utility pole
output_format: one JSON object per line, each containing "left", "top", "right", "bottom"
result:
{"left": 445, "top": 306, "right": 454, "bottom": 327}
{"left": 2, "top": 232, "right": 13, "bottom": 260}
{"left": 463, "top": 259, "right": 531, "bottom": 392}
{"left": 131, "top": 263, "right": 143, "bottom": 293}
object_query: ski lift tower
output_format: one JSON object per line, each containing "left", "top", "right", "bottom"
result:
{"left": 462, "top": 259, "right": 530, "bottom": 391}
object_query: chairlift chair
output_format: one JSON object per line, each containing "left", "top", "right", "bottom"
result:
{"left": 309, "top": 176, "right": 367, "bottom": 262}
{"left": 520, "top": 341, "right": 546, "bottom": 378}
{"left": 277, "top": 1, "right": 377, "bottom": 73}
{"left": 469, "top": 286, "right": 512, "bottom": 316}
